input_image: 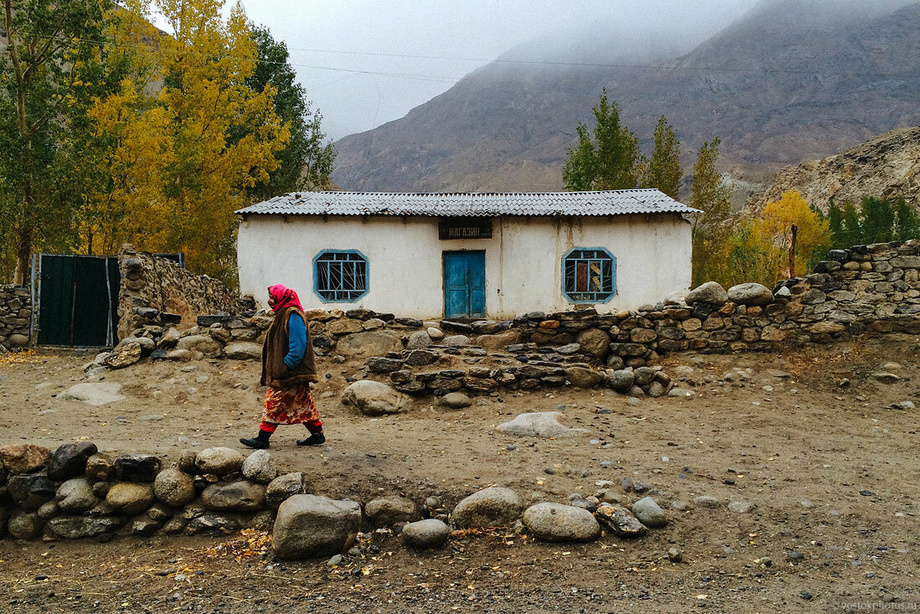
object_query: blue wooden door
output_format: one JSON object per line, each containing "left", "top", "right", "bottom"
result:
{"left": 444, "top": 251, "right": 485, "bottom": 318}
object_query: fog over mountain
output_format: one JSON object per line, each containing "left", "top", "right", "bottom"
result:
{"left": 331, "top": 0, "right": 920, "bottom": 193}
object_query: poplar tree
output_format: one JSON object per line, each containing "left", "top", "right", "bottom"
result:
{"left": 562, "top": 89, "right": 643, "bottom": 191}
{"left": 89, "top": 0, "right": 289, "bottom": 282}
{"left": 643, "top": 116, "right": 681, "bottom": 200}
{"left": 689, "top": 138, "right": 733, "bottom": 285}
{"left": 243, "top": 25, "right": 335, "bottom": 200}
{"left": 0, "top": 0, "right": 108, "bottom": 283}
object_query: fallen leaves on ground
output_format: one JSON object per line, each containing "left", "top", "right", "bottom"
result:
{"left": 205, "top": 529, "right": 272, "bottom": 561}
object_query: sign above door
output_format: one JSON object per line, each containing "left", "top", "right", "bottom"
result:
{"left": 438, "top": 217, "right": 493, "bottom": 240}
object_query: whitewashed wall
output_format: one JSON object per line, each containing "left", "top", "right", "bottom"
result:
{"left": 236, "top": 214, "right": 692, "bottom": 318}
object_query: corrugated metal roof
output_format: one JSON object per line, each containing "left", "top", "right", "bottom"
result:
{"left": 236, "top": 190, "right": 699, "bottom": 217}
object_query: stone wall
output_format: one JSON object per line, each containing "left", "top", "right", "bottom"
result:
{"left": 0, "top": 285, "right": 31, "bottom": 351}
{"left": 116, "top": 245, "right": 252, "bottom": 340}
{"left": 0, "top": 442, "right": 302, "bottom": 541}
{"left": 82, "top": 240, "right": 920, "bottom": 396}
{"left": 0, "top": 441, "right": 675, "bottom": 552}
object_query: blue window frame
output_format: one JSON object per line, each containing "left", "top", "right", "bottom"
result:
{"left": 562, "top": 247, "right": 616, "bottom": 304}
{"left": 313, "top": 250, "right": 368, "bottom": 302}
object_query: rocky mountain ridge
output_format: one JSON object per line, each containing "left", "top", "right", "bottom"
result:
{"left": 746, "top": 127, "right": 920, "bottom": 213}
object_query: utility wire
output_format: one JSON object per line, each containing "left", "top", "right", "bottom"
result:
{"left": 4, "top": 28, "right": 919, "bottom": 83}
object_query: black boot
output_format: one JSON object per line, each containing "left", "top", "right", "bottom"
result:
{"left": 296, "top": 432, "right": 325, "bottom": 446}
{"left": 240, "top": 429, "right": 271, "bottom": 449}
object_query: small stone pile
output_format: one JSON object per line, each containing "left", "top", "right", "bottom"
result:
{"left": 0, "top": 285, "right": 30, "bottom": 351}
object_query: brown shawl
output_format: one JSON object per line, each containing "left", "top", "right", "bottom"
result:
{"left": 261, "top": 306, "right": 318, "bottom": 388}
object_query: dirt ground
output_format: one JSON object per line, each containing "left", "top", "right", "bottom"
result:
{"left": 1, "top": 336, "right": 920, "bottom": 613}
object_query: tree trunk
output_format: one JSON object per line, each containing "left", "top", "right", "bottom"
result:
{"left": 13, "top": 228, "right": 31, "bottom": 286}
{"left": 787, "top": 224, "right": 798, "bottom": 278}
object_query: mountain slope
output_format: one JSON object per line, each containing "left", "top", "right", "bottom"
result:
{"left": 332, "top": 0, "right": 920, "bottom": 193}
{"left": 745, "top": 126, "right": 920, "bottom": 213}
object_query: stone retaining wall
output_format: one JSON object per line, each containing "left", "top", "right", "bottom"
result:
{"left": 13, "top": 240, "right": 920, "bottom": 361}
{"left": 91, "top": 240, "right": 920, "bottom": 399}
{"left": 0, "top": 443, "right": 297, "bottom": 541}
{"left": 0, "top": 285, "right": 31, "bottom": 351}
{"left": 0, "top": 442, "right": 679, "bottom": 552}
{"left": 116, "top": 245, "right": 252, "bottom": 341}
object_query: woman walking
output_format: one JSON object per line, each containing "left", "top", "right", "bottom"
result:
{"left": 240, "top": 284, "right": 325, "bottom": 449}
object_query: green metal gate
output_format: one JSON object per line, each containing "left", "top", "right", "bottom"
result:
{"left": 34, "top": 254, "right": 120, "bottom": 347}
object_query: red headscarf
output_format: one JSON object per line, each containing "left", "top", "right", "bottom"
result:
{"left": 268, "top": 284, "right": 303, "bottom": 312}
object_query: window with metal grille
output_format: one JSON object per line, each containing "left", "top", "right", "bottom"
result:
{"left": 314, "top": 250, "right": 368, "bottom": 302}
{"left": 562, "top": 247, "right": 616, "bottom": 303}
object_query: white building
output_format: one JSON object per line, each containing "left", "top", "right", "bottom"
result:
{"left": 236, "top": 190, "right": 696, "bottom": 319}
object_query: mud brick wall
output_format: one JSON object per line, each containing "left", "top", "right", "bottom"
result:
{"left": 116, "top": 245, "right": 251, "bottom": 340}
{"left": 0, "top": 285, "right": 31, "bottom": 351}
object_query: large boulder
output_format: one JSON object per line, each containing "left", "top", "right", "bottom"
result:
{"left": 451, "top": 487, "right": 523, "bottom": 529}
{"left": 565, "top": 367, "right": 602, "bottom": 388}
{"left": 273, "top": 494, "right": 362, "bottom": 560}
{"left": 153, "top": 468, "right": 196, "bottom": 508}
{"left": 266, "top": 472, "right": 306, "bottom": 509}
{"left": 364, "top": 496, "right": 419, "bottom": 528}
{"left": 8, "top": 512, "right": 43, "bottom": 539}
{"left": 58, "top": 382, "right": 126, "bottom": 406}
{"left": 223, "top": 341, "right": 262, "bottom": 360}
{"left": 685, "top": 281, "right": 728, "bottom": 306}
{"left": 402, "top": 519, "right": 450, "bottom": 549}
{"left": 176, "top": 334, "right": 223, "bottom": 355}
{"left": 575, "top": 328, "right": 611, "bottom": 359}
{"left": 195, "top": 447, "right": 245, "bottom": 476}
{"left": 7, "top": 474, "right": 57, "bottom": 511}
{"left": 727, "top": 283, "right": 774, "bottom": 306}
{"left": 406, "top": 330, "right": 433, "bottom": 349}
{"left": 496, "top": 412, "right": 588, "bottom": 439}
{"left": 47, "top": 516, "right": 122, "bottom": 539}
{"left": 608, "top": 368, "right": 635, "bottom": 393}
{"left": 335, "top": 331, "right": 403, "bottom": 359}
{"left": 56, "top": 478, "right": 98, "bottom": 514}
{"left": 474, "top": 330, "right": 521, "bottom": 351}
{"left": 241, "top": 450, "right": 278, "bottom": 484}
{"left": 104, "top": 341, "right": 142, "bottom": 369}
{"left": 327, "top": 318, "right": 363, "bottom": 335}
{"left": 106, "top": 483, "right": 155, "bottom": 515}
{"left": 439, "top": 392, "right": 472, "bottom": 409}
{"left": 522, "top": 503, "right": 601, "bottom": 542}
{"left": 631, "top": 497, "right": 668, "bottom": 528}
{"left": 48, "top": 442, "right": 98, "bottom": 481}
{"left": 0, "top": 444, "right": 50, "bottom": 474}
{"left": 201, "top": 481, "right": 266, "bottom": 512}
{"left": 342, "top": 380, "right": 411, "bottom": 415}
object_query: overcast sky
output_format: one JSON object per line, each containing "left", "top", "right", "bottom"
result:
{"left": 231, "top": 1, "right": 761, "bottom": 141}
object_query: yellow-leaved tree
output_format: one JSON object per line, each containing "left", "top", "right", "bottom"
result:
{"left": 88, "top": 0, "right": 288, "bottom": 282}
{"left": 757, "top": 190, "right": 830, "bottom": 281}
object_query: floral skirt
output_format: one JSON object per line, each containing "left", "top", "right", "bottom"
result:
{"left": 260, "top": 384, "right": 319, "bottom": 425}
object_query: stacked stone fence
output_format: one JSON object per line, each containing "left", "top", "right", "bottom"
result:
{"left": 0, "top": 284, "right": 31, "bottom": 351}
{"left": 86, "top": 240, "right": 920, "bottom": 401}
{"left": 0, "top": 442, "right": 686, "bottom": 553}
{"left": 116, "top": 245, "right": 252, "bottom": 341}
{"left": 11, "top": 239, "right": 920, "bottom": 374}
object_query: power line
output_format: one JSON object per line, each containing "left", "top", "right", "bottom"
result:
{"left": 5, "top": 28, "right": 920, "bottom": 85}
